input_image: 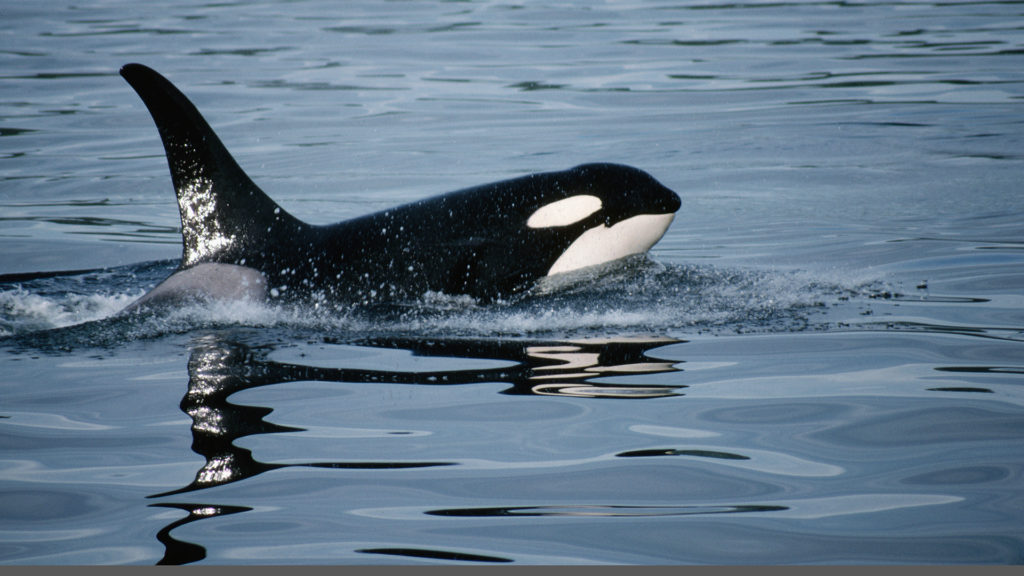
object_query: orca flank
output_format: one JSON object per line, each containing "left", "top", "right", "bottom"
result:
{"left": 118, "top": 63, "right": 681, "bottom": 312}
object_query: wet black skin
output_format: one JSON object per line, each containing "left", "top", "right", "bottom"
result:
{"left": 119, "top": 63, "right": 681, "bottom": 305}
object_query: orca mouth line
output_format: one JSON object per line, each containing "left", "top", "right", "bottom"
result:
{"left": 117, "top": 63, "right": 682, "bottom": 312}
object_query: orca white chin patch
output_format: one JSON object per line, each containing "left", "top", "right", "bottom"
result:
{"left": 527, "top": 194, "right": 603, "bottom": 228}
{"left": 545, "top": 213, "right": 675, "bottom": 276}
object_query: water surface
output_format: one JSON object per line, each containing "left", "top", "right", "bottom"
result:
{"left": 2, "top": 0, "right": 1023, "bottom": 565}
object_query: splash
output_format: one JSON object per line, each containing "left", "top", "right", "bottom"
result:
{"left": 0, "top": 255, "right": 892, "bottom": 354}
{"left": 0, "top": 256, "right": 878, "bottom": 349}
{"left": 0, "top": 284, "right": 143, "bottom": 337}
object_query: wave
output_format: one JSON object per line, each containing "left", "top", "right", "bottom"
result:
{"left": 0, "top": 256, "right": 878, "bottom": 350}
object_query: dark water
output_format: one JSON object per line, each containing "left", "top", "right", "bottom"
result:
{"left": 2, "top": 0, "right": 1024, "bottom": 565}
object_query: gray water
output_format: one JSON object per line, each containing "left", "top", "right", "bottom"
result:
{"left": 2, "top": 0, "right": 1024, "bottom": 565}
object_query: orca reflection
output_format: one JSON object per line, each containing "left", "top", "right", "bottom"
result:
{"left": 148, "top": 334, "right": 683, "bottom": 564}
{"left": 156, "top": 334, "right": 682, "bottom": 496}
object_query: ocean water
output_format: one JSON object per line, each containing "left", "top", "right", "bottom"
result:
{"left": 2, "top": 0, "right": 1024, "bottom": 565}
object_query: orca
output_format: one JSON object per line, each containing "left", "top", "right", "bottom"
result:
{"left": 117, "top": 63, "right": 681, "bottom": 312}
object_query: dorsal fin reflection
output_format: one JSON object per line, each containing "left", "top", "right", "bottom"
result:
{"left": 154, "top": 334, "right": 684, "bottom": 497}
{"left": 146, "top": 334, "right": 684, "bottom": 564}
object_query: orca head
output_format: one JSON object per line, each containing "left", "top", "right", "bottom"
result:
{"left": 524, "top": 163, "right": 681, "bottom": 277}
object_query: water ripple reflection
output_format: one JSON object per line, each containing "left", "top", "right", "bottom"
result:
{"left": 146, "top": 334, "right": 685, "bottom": 563}
{"left": 425, "top": 504, "right": 787, "bottom": 518}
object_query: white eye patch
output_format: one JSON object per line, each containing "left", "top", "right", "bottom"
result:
{"left": 526, "top": 194, "right": 603, "bottom": 229}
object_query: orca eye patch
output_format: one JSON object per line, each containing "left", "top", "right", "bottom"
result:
{"left": 526, "top": 195, "right": 603, "bottom": 229}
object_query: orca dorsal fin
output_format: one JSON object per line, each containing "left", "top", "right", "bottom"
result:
{"left": 120, "top": 63, "right": 303, "bottom": 268}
